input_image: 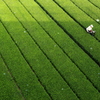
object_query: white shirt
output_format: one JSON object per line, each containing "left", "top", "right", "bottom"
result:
{"left": 86, "top": 26, "right": 92, "bottom": 32}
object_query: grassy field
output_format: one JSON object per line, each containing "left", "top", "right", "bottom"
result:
{"left": 0, "top": 0, "right": 100, "bottom": 100}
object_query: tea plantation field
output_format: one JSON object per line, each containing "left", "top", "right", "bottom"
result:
{"left": 0, "top": 0, "right": 100, "bottom": 100}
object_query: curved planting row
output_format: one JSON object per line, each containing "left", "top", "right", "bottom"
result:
{"left": 0, "top": 0, "right": 100, "bottom": 100}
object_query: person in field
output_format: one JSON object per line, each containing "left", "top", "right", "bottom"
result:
{"left": 86, "top": 24, "right": 95, "bottom": 35}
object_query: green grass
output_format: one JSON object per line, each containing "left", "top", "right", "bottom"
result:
{"left": 19, "top": 0, "right": 100, "bottom": 92}
{"left": 36, "top": 0, "right": 100, "bottom": 64}
{"left": 0, "top": 0, "right": 100, "bottom": 100}
{"left": 89, "top": 0, "right": 100, "bottom": 8}
{"left": 71, "top": 0, "right": 100, "bottom": 20}
{"left": 0, "top": 21, "right": 51, "bottom": 100}
{"left": 54, "top": 0, "right": 100, "bottom": 39}
{"left": 0, "top": 55, "right": 24, "bottom": 100}
{"left": 0, "top": 0, "right": 79, "bottom": 100}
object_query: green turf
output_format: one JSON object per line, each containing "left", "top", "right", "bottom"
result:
{"left": 18, "top": 0, "right": 100, "bottom": 93}
{"left": 36, "top": 0, "right": 100, "bottom": 65}
{"left": 53, "top": 0, "right": 100, "bottom": 39}
{"left": 0, "top": 0, "right": 100, "bottom": 100}
{"left": 71, "top": 0, "right": 100, "bottom": 20}
{"left": 89, "top": 0, "right": 100, "bottom": 9}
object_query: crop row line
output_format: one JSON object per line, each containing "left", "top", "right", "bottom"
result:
{"left": 70, "top": 0, "right": 100, "bottom": 27}
{"left": 53, "top": 0, "right": 100, "bottom": 62}
{"left": 0, "top": 18, "right": 37, "bottom": 99}
{"left": 4, "top": 1, "right": 80, "bottom": 99}
{"left": 34, "top": 0, "right": 100, "bottom": 93}
{"left": 2, "top": 1, "right": 54, "bottom": 99}
{"left": 18, "top": 0, "right": 89, "bottom": 94}
{"left": 1, "top": 0, "right": 100, "bottom": 99}
{"left": 70, "top": 0, "right": 100, "bottom": 26}
{"left": 70, "top": 0, "right": 100, "bottom": 41}
{"left": 18, "top": 1, "right": 85, "bottom": 99}
{"left": 19, "top": 0, "right": 100, "bottom": 91}
{"left": 53, "top": 0, "right": 100, "bottom": 92}
{"left": 18, "top": 0, "right": 73, "bottom": 64}
{"left": 0, "top": 0, "right": 77, "bottom": 99}
{"left": 69, "top": 0, "right": 100, "bottom": 42}
{"left": 4, "top": 0, "right": 92, "bottom": 99}
{"left": 34, "top": 1, "right": 100, "bottom": 96}
{"left": 88, "top": 0, "right": 100, "bottom": 9}
{"left": 35, "top": 0, "right": 100, "bottom": 67}
{"left": 0, "top": 51, "right": 25, "bottom": 100}
{"left": 2, "top": 0, "right": 81, "bottom": 99}
{"left": 1, "top": 13, "right": 53, "bottom": 100}
{"left": 52, "top": 0, "right": 100, "bottom": 60}
{"left": 53, "top": 0, "right": 85, "bottom": 29}
{"left": 35, "top": 0, "right": 100, "bottom": 93}
{"left": 56, "top": 0, "right": 100, "bottom": 42}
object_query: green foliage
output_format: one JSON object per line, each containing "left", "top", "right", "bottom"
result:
{"left": 36, "top": 0, "right": 100, "bottom": 64}
{"left": 90, "top": 0, "right": 100, "bottom": 8}
{"left": 0, "top": 0, "right": 100, "bottom": 100}
{"left": 71, "top": 0, "right": 100, "bottom": 20}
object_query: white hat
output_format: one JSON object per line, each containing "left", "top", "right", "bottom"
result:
{"left": 90, "top": 24, "right": 93, "bottom": 28}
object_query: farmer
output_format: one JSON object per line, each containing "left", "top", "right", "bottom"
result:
{"left": 86, "top": 24, "right": 95, "bottom": 35}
